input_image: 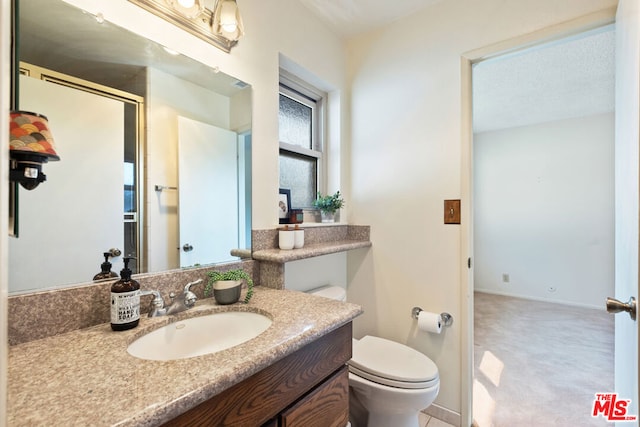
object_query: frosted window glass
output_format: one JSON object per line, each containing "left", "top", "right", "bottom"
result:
{"left": 280, "top": 151, "right": 316, "bottom": 208}
{"left": 279, "top": 94, "right": 312, "bottom": 149}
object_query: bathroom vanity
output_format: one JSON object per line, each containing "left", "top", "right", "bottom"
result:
{"left": 165, "top": 323, "right": 351, "bottom": 426}
{"left": 7, "top": 287, "right": 361, "bottom": 426}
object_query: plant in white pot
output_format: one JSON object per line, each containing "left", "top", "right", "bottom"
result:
{"left": 205, "top": 269, "right": 254, "bottom": 304}
{"left": 313, "top": 190, "right": 345, "bottom": 223}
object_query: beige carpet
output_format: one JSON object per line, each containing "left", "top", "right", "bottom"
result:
{"left": 473, "top": 292, "right": 614, "bottom": 427}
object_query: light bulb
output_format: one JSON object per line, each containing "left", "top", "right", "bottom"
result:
{"left": 220, "top": 1, "right": 238, "bottom": 33}
{"left": 177, "top": 0, "right": 195, "bottom": 7}
{"left": 222, "top": 22, "right": 237, "bottom": 32}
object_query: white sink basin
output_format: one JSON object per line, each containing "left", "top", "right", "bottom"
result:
{"left": 127, "top": 311, "right": 272, "bottom": 361}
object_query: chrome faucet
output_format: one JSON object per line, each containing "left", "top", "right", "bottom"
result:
{"left": 139, "top": 289, "right": 167, "bottom": 317}
{"left": 166, "top": 279, "right": 203, "bottom": 315}
{"left": 140, "top": 279, "right": 203, "bottom": 317}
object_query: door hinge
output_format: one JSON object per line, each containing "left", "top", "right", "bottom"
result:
{"left": 467, "top": 257, "right": 472, "bottom": 269}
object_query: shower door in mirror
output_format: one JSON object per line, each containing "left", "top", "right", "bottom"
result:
{"left": 10, "top": 75, "right": 125, "bottom": 292}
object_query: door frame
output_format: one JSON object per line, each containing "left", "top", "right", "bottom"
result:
{"left": 459, "top": 7, "right": 617, "bottom": 426}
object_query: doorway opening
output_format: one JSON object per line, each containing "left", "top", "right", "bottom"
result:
{"left": 470, "top": 25, "right": 615, "bottom": 426}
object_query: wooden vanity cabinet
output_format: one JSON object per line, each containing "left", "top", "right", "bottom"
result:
{"left": 163, "top": 322, "right": 352, "bottom": 427}
{"left": 276, "top": 365, "right": 349, "bottom": 427}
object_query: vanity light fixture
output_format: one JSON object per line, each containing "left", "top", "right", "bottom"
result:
{"left": 212, "top": 0, "right": 244, "bottom": 41}
{"left": 129, "top": 0, "right": 242, "bottom": 52}
{"left": 9, "top": 111, "right": 60, "bottom": 190}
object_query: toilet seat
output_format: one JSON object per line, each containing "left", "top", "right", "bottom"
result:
{"left": 349, "top": 336, "right": 439, "bottom": 389}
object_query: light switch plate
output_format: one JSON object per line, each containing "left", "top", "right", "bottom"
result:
{"left": 444, "top": 199, "right": 461, "bottom": 224}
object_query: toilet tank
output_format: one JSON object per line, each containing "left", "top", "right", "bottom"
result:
{"left": 306, "top": 285, "right": 347, "bottom": 301}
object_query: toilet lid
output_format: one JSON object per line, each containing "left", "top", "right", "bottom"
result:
{"left": 349, "top": 336, "right": 439, "bottom": 389}
{"left": 307, "top": 285, "right": 346, "bottom": 301}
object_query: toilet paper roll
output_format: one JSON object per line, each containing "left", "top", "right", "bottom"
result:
{"left": 418, "top": 311, "right": 442, "bottom": 334}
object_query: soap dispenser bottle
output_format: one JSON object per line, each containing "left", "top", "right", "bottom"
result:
{"left": 110, "top": 257, "right": 140, "bottom": 331}
{"left": 93, "top": 252, "right": 118, "bottom": 281}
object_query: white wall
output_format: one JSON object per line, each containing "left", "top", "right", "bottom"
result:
{"left": 284, "top": 252, "right": 347, "bottom": 293}
{"left": 230, "top": 89, "right": 252, "bottom": 133}
{"left": 473, "top": 114, "right": 614, "bottom": 308}
{"left": 346, "top": 0, "right": 617, "bottom": 418}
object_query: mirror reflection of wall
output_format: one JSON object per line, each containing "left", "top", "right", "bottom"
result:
{"left": 12, "top": 0, "right": 252, "bottom": 294}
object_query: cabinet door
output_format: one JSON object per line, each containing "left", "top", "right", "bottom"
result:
{"left": 279, "top": 365, "right": 349, "bottom": 427}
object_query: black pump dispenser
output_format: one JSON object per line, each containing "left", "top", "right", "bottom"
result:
{"left": 110, "top": 257, "right": 140, "bottom": 331}
{"left": 93, "top": 252, "right": 118, "bottom": 281}
{"left": 120, "top": 257, "right": 133, "bottom": 280}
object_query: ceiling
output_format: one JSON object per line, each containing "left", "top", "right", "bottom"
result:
{"left": 300, "top": 1, "right": 616, "bottom": 133}
{"left": 472, "top": 27, "right": 615, "bottom": 133}
{"left": 298, "top": 0, "right": 445, "bottom": 39}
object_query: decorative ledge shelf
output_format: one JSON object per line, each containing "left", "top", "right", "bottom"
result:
{"left": 252, "top": 224, "right": 371, "bottom": 263}
{"left": 252, "top": 239, "right": 372, "bottom": 263}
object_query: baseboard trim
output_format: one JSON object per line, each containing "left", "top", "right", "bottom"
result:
{"left": 423, "top": 404, "right": 461, "bottom": 427}
{"left": 474, "top": 289, "right": 603, "bottom": 311}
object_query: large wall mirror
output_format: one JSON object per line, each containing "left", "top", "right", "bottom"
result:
{"left": 11, "top": 0, "right": 252, "bottom": 294}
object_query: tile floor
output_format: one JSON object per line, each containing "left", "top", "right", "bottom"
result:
{"left": 419, "top": 412, "right": 457, "bottom": 427}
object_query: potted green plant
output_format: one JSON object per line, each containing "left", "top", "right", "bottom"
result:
{"left": 313, "top": 190, "right": 345, "bottom": 223}
{"left": 205, "top": 269, "right": 254, "bottom": 304}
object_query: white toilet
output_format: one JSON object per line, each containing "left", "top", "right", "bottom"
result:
{"left": 307, "top": 286, "right": 440, "bottom": 427}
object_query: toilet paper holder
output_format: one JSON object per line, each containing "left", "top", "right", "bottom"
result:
{"left": 411, "top": 307, "right": 453, "bottom": 327}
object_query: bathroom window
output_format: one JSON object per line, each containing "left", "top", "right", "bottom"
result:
{"left": 279, "top": 73, "right": 325, "bottom": 209}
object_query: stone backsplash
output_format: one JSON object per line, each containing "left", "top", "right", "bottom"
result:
{"left": 8, "top": 260, "right": 256, "bottom": 345}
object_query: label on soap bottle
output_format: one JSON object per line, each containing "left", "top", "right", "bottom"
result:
{"left": 110, "top": 290, "right": 140, "bottom": 324}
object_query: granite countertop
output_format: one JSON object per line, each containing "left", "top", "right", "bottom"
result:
{"left": 8, "top": 287, "right": 362, "bottom": 427}
{"left": 252, "top": 240, "right": 372, "bottom": 263}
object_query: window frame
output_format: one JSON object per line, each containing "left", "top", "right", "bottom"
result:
{"left": 278, "top": 70, "right": 326, "bottom": 207}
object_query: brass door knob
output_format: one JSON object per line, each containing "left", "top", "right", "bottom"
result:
{"left": 606, "top": 296, "right": 636, "bottom": 321}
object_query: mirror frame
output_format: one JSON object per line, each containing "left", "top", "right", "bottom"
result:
{"left": 128, "top": 0, "right": 237, "bottom": 53}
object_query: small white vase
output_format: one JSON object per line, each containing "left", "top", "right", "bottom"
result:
{"left": 279, "top": 230, "right": 295, "bottom": 249}
{"left": 294, "top": 229, "right": 304, "bottom": 248}
{"left": 320, "top": 211, "right": 335, "bottom": 223}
